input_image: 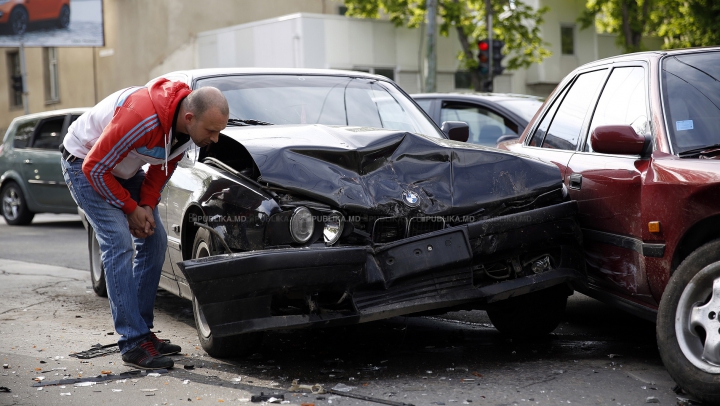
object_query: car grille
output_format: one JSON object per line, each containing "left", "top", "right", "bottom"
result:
{"left": 372, "top": 216, "right": 446, "bottom": 243}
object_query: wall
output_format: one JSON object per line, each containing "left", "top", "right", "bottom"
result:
{"left": 0, "top": 47, "right": 95, "bottom": 131}
{"left": 195, "top": 13, "right": 464, "bottom": 94}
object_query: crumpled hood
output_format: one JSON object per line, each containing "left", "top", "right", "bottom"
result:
{"left": 222, "top": 125, "right": 562, "bottom": 216}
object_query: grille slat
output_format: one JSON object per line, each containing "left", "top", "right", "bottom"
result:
{"left": 372, "top": 216, "right": 446, "bottom": 243}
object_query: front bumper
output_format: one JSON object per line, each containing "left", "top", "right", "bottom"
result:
{"left": 178, "top": 201, "right": 584, "bottom": 337}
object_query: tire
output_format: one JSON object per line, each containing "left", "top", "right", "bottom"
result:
{"left": 8, "top": 7, "right": 28, "bottom": 35}
{"left": 657, "top": 239, "right": 720, "bottom": 404}
{"left": 56, "top": 5, "right": 70, "bottom": 29}
{"left": 191, "top": 228, "right": 262, "bottom": 357}
{"left": 1, "top": 182, "right": 34, "bottom": 225}
{"left": 88, "top": 227, "right": 107, "bottom": 297}
{"left": 487, "top": 285, "right": 569, "bottom": 337}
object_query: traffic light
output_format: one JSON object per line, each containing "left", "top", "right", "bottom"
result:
{"left": 11, "top": 75, "right": 23, "bottom": 93}
{"left": 492, "top": 40, "right": 505, "bottom": 75}
{"left": 477, "top": 40, "right": 490, "bottom": 75}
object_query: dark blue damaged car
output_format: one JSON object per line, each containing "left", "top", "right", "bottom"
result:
{"left": 81, "top": 69, "right": 585, "bottom": 358}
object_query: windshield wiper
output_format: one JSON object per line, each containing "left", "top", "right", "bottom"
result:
{"left": 227, "top": 118, "right": 274, "bottom": 126}
{"left": 678, "top": 143, "right": 720, "bottom": 158}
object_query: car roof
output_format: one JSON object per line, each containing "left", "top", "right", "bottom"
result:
{"left": 412, "top": 92, "right": 544, "bottom": 103}
{"left": 578, "top": 45, "right": 720, "bottom": 70}
{"left": 10, "top": 108, "right": 90, "bottom": 122}
{"left": 159, "top": 68, "right": 394, "bottom": 83}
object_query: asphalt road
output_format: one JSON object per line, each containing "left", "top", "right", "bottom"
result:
{"left": 0, "top": 214, "right": 88, "bottom": 271}
{"left": 0, "top": 215, "right": 689, "bottom": 406}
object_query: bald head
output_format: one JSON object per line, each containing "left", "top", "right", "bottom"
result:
{"left": 185, "top": 86, "right": 229, "bottom": 119}
{"left": 178, "top": 86, "right": 229, "bottom": 147}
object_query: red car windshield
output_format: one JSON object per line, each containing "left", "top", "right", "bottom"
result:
{"left": 661, "top": 51, "right": 720, "bottom": 155}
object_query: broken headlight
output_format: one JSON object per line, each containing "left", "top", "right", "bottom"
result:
{"left": 323, "top": 211, "right": 345, "bottom": 246}
{"left": 289, "top": 206, "right": 314, "bottom": 243}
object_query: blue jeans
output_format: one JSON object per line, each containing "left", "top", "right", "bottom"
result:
{"left": 61, "top": 158, "right": 167, "bottom": 354}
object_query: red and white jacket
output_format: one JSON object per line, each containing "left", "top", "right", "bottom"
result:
{"left": 64, "top": 79, "right": 193, "bottom": 214}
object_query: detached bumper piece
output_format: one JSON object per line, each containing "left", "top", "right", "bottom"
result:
{"left": 178, "top": 201, "right": 584, "bottom": 337}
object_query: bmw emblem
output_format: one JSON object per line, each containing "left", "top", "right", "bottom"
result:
{"left": 402, "top": 190, "right": 420, "bottom": 207}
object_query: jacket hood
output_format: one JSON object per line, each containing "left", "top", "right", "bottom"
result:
{"left": 147, "top": 78, "right": 192, "bottom": 135}
{"left": 221, "top": 125, "right": 563, "bottom": 216}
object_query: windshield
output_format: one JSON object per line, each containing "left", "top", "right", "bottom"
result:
{"left": 496, "top": 98, "right": 544, "bottom": 123}
{"left": 195, "top": 75, "right": 443, "bottom": 138}
{"left": 661, "top": 51, "right": 720, "bottom": 154}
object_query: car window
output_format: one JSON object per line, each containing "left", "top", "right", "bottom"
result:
{"left": 540, "top": 70, "right": 607, "bottom": 151}
{"left": 196, "top": 75, "right": 443, "bottom": 138}
{"left": 440, "top": 101, "right": 517, "bottom": 146}
{"left": 32, "top": 117, "right": 65, "bottom": 150}
{"left": 415, "top": 99, "right": 433, "bottom": 115}
{"left": 12, "top": 119, "right": 39, "bottom": 149}
{"left": 586, "top": 67, "right": 648, "bottom": 152}
{"left": 661, "top": 52, "right": 720, "bottom": 154}
{"left": 527, "top": 86, "right": 570, "bottom": 147}
{"left": 496, "top": 98, "right": 544, "bottom": 123}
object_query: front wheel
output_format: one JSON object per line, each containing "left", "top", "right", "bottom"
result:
{"left": 1, "top": 182, "right": 34, "bottom": 225}
{"left": 56, "top": 5, "right": 70, "bottom": 29}
{"left": 191, "top": 228, "right": 262, "bottom": 357}
{"left": 657, "top": 239, "right": 720, "bottom": 404}
{"left": 88, "top": 227, "right": 107, "bottom": 297}
{"left": 8, "top": 7, "right": 28, "bottom": 35}
{"left": 487, "top": 285, "right": 569, "bottom": 337}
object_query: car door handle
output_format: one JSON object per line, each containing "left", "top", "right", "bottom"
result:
{"left": 24, "top": 159, "right": 33, "bottom": 164}
{"left": 569, "top": 173, "right": 582, "bottom": 190}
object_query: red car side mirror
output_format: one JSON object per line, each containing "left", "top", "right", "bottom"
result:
{"left": 590, "top": 125, "right": 646, "bottom": 155}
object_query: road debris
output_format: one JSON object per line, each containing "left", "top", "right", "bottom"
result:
{"left": 645, "top": 396, "right": 659, "bottom": 403}
{"left": 32, "top": 368, "right": 169, "bottom": 387}
{"left": 69, "top": 343, "right": 120, "bottom": 359}
{"left": 251, "top": 392, "right": 285, "bottom": 403}
{"left": 289, "top": 380, "right": 414, "bottom": 406}
{"left": 0, "top": 387, "right": 10, "bottom": 392}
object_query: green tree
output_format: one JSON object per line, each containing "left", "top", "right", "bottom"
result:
{"left": 343, "top": 0, "right": 551, "bottom": 91}
{"left": 579, "top": 0, "right": 720, "bottom": 53}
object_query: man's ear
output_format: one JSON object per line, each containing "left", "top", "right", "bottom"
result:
{"left": 184, "top": 111, "right": 195, "bottom": 123}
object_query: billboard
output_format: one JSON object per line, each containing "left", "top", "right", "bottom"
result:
{"left": 0, "top": 0, "right": 103, "bottom": 47}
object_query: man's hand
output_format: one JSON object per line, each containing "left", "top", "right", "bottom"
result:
{"left": 128, "top": 205, "right": 156, "bottom": 239}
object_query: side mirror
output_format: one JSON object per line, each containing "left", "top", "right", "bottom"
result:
{"left": 590, "top": 125, "right": 646, "bottom": 155}
{"left": 441, "top": 121, "right": 469, "bottom": 142}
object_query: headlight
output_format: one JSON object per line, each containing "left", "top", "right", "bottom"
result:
{"left": 323, "top": 211, "right": 344, "bottom": 246}
{"left": 289, "top": 206, "right": 314, "bottom": 243}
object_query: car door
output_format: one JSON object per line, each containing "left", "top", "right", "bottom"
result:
{"left": 22, "top": 114, "right": 76, "bottom": 209}
{"left": 519, "top": 68, "right": 609, "bottom": 179}
{"left": 566, "top": 64, "right": 657, "bottom": 306}
{"left": 439, "top": 100, "right": 521, "bottom": 147}
{"left": 25, "top": 0, "right": 51, "bottom": 20}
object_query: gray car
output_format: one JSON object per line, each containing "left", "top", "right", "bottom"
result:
{"left": 0, "top": 108, "right": 88, "bottom": 225}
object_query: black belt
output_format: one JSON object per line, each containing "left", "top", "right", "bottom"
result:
{"left": 60, "top": 145, "right": 81, "bottom": 163}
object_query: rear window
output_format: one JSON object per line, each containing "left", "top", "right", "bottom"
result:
{"left": 661, "top": 51, "right": 720, "bottom": 154}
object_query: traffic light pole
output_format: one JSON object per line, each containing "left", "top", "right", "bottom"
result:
{"left": 19, "top": 42, "right": 29, "bottom": 114}
{"left": 485, "top": 0, "right": 493, "bottom": 92}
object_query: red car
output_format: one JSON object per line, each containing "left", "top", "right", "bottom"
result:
{"left": 499, "top": 47, "right": 720, "bottom": 403}
{"left": 0, "top": 0, "right": 70, "bottom": 35}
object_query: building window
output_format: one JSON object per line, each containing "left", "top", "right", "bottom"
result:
{"left": 7, "top": 51, "right": 22, "bottom": 109}
{"left": 561, "top": 25, "right": 575, "bottom": 55}
{"left": 44, "top": 47, "right": 60, "bottom": 103}
{"left": 338, "top": 6, "right": 348, "bottom": 15}
{"left": 454, "top": 71, "right": 472, "bottom": 89}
